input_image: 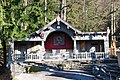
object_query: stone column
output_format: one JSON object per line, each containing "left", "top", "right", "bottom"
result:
{"left": 104, "top": 39, "right": 109, "bottom": 58}
{"left": 42, "top": 40, "right": 44, "bottom": 48}
{"left": 41, "top": 40, "right": 45, "bottom": 59}
{"left": 73, "top": 36, "right": 77, "bottom": 54}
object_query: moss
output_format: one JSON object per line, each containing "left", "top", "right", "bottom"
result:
{"left": 26, "top": 66, "right": 47, "bottom": 73}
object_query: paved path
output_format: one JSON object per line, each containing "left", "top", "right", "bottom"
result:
{"left": 14, "top": 70, "right": 97, "bottom": 80}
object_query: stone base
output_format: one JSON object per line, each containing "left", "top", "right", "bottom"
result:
{"left": 117, "top": 52, "right": 120, "bottom": 67}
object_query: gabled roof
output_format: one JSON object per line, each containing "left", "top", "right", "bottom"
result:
{"left": 36, "top": 16, "right": 81, "bottom": 34}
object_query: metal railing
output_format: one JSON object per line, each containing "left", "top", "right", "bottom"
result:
{"left": 14, "top": 52, "right": 106, "bottom": 62}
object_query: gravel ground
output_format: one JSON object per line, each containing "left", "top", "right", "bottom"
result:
{"left": 14, "top": 70, "right": 97, "bottom": 80}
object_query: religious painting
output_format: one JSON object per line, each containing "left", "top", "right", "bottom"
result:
{"left": 80, "top": 41, "right": 86, "bottom": 51}
{"left": 54, "top": 33, "right": 65, "bottom": 46}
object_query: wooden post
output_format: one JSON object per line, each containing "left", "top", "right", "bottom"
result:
{"left": 83, "top": 0, "right": 87, "bottom": 31}
{"left": 111, "top": 40, "right": 116, "bottom": 56}
{"left": 111, "top": 1, "right": 116, "bottom": 41}
{"left": 63, "top": 0, "right": 66, "bottom": 20}
{"left": 60, "top": 0, "right": 66, "bottom": 20}
{"left": 44, "top": 0, "right": 47, "bottom": 23}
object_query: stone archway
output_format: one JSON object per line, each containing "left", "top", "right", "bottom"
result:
{"left": 45, "top": 31, "right": 73, "bottom": 50}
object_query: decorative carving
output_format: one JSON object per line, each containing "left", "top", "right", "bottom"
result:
{"left": 40, "top": 31, "right": 44, "bottom": 39}
{"left": 56, "top": 16, "right": 61, "bottom": 25}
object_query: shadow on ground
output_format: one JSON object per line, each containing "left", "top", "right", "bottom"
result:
{"left": 46, "top": 70, "right": 97, "bottom": 80}
{"left": 0, "top": 67, "right": 11, "bottom": 80}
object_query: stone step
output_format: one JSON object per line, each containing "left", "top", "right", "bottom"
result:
{"left": 16, "top": 61, "right": 90, "bottom": 71}
{"left": 17, "top": 59, "right": 118, "bottom": 71}
{"left": 98, "top": 59, "right": 118, "bottom": 63}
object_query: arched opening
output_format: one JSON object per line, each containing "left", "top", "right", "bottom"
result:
{"left": 45, "top": 31, "right": 73, "bottom": 50}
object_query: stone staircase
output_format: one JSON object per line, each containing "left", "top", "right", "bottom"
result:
{"left": 12, "top": 58, "right": 119, "bottom": 74}
{"left": 12, "top": 60, "right": 92, "bottom": 74}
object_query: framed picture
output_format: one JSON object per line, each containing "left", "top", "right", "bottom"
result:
{"left": 80, "top": 41, "right": 86, "bottom": 51}
{"left": 54, "top": 33, "right": 65, "bottom": 46}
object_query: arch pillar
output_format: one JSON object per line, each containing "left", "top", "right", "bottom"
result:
{"left": 73, "top": 36, "right": 77, "bottom": 54}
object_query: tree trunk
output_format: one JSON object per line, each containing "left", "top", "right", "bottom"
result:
{"left": 2, "top": 26, "right": 6, "bottom": 69}
{"left": 2, "top": 39, "right": 6, "bottom": 69}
